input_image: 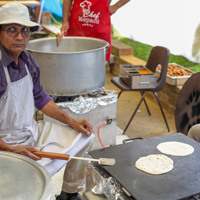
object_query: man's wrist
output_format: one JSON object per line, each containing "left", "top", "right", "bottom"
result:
{"left": 0, "top": 142, "right": 13, "bottom": 152}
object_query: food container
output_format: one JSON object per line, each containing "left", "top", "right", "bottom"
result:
{"left": 156, "top": 63, "right": 194, "bottom": 86}
{"left": 119, "top": 64, "right": 157, "bottom": 88}
{"left": 27, "top": 37, "right": 109, "bottom": 96}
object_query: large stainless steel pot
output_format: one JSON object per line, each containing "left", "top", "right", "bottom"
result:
{"left": 27, "top": 37, "right": 109, "bottom": 96}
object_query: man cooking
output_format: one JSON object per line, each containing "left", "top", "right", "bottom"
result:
{"left": 0, "top": 3, "right": 93, "bottom": 200}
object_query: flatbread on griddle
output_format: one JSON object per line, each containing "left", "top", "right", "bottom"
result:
{"left": 135, "top": 154, "right": 174, "bottom": 175}
{"left": 157, "top": 141, "right": 194, "bottom": 156}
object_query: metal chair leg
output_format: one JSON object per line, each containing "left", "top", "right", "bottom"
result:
{"left": 118, "top": 91, "right": 150, "bottom": 116}
{"left": 123, "top": 92, "right": 146, "bottom": 135}
{"left": 153, "top": 91, "right": 170, "bottom": 132}
{"left": 140, "top": 91, "right": 151, "bottom": 116}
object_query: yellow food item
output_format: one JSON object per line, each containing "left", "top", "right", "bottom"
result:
{"left": 138, "top": 69, "right": 153, "bottom": 75}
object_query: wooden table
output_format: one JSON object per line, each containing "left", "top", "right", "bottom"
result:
{"left": 0, "top": 1, "right": 40, "bottom": 6}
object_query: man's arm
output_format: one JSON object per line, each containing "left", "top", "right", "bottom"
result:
{"left": 41, "top": 100, "right": 93, "bottom": 136}
{"left": 109, "top": 0, "right": 130, "bottom": 15}
{"left": 0, "top": 139, "right": 40, "bottom": 160}
{"left": 0, "top": 139, "right": 14, "bottom": 151}
{"left": 61, "top": 0, "right": 73, "bottom": 33}
{"left": 0, "top": 100, "right": 92, "bottom": 160}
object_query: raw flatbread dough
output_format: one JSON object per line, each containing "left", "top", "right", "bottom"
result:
{"left": 157, "top": 141, "right": 194, "bottom": 156}
{"left": 135, "top": 154, "right": 174, "bottom": 175}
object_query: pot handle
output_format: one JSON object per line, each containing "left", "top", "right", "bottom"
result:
{"left": 105, "top": 42, "right": 110, "bottom": 54}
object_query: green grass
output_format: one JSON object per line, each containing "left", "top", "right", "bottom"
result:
{"left": 112, "top": 28, "right": 200, "bottom": 73}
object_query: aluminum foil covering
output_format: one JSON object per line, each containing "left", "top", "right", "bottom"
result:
{"left": 55, "top": 89, "right": 118, "bottom": 114}
{"left": 86, "top": 161, "right": 132, "bottom": 200}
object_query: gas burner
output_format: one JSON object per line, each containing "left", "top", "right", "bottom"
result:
{"left": 51, "top": 88, "right": 108, "bottom": 103}
{"left": 51, "top": 96, "right": 78, "bottom": 103}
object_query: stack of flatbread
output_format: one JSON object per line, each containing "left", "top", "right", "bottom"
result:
{"left": 135, "top": 141, "right": 194, "bottom": 175}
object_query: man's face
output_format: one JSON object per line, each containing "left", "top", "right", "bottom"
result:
{"left": 0, "top": 24, "right": 30, "bottom": 58}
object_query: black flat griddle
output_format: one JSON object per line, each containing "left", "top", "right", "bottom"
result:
{"left": 89, "top": 133, "right": 200, "bottom": 200}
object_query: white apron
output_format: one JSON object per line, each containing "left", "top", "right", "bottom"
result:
{"left": 0, "top": 61, "right": 94, "bottom": 176}
{"left": 0, "top": 64, "right": 36, "bottom": 146}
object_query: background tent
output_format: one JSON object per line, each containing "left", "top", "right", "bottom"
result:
{"left": 40, "top": 0, "right": 62, "bottom": 17}
{"left": 39, "top": 0, "right": 200, "bottom": 63}
{"left": 111, "top": 0, "right": 200, "bottom": 62}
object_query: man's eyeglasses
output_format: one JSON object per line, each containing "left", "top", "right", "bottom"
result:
{"left": 0, "top": 27, "right": 31, "bottom": 38}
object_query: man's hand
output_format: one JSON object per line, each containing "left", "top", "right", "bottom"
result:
{"left": 10, "top": 145, "right": 41, "bottom": 161}
{"left": 69, "top": 119, "right": 93, "bottom": 136}
{"left": 61, "top": 23, "right": 69, "bottom": 35}
{"left": 41, "top": 100, "right": 93, "bottom": 136}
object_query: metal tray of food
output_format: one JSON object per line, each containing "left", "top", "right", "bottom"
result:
{"left": 0, "top": 151, "right": 53, "bottom": 200}
{"left": 156, "top": 63, "right": 194, "bottom": 86}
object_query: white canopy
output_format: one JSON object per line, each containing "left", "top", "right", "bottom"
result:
{"left": 111, "top": 0, "right": 200, "bottom": 62}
